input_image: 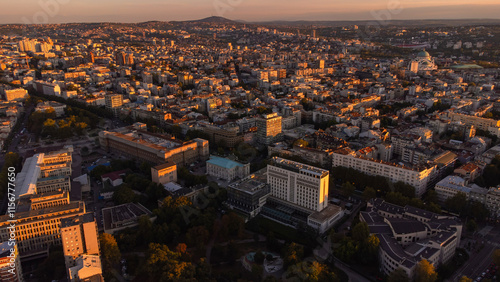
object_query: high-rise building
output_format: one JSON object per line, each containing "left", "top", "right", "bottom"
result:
{"left": 60, "top": 214, "right": 100, "bottom": 269}
{"left": 0, "top": 242, "right": 22, "bottom": 282}
{"left": 263, "top": 157, "right": 343, "bottom": 233}
{"left": 267, "top": 157, "right": 329, "bottom": 212}
{"left": 256, "top": 113, "right": 282, "bottom": 145}
{"left": 104, "top": 94, "right": 123, "bottom": 109}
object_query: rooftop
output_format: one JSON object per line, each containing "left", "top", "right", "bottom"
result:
{"left": 207, "top": 156, "right": 247, "bottom": 170}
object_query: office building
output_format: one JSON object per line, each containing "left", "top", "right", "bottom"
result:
{"left": 102, "top": 203, "right": 155, "bottom": 234}
{"left": 15, "top": 145, "right": 73, "bottom": 199}
{"left": 262, "top": 157, "right": 344, "bottom": 234}
{"left": 361, "top": 199, "right": 462, "bottom": 279}
{"left": 99, "top": 123, "right": 209, "bottom": 165}
{"left": 227, "top": 169, "right": 271, "bottom": 218}
{"left": 68, "top": 255, "right": 104, "bottom": 282}
{"left": 267, "top": 157, "right": 329, "bottom": 212}
{"left": 206, "top": 156, "right": 250, "bottom": 182}
{"left": 151, "top": 161, "right": 177, "bottom": 185}
{"left": 0, "top": 191, "right": 86, "bottom": 259}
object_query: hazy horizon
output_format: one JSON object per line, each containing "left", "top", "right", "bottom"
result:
{"left": 2, "top": 0, "right": 500, "bottom": 24}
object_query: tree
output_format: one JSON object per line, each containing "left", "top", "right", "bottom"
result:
{"left": 341, "top": 181, "right": 355, "bottom": 198}
{"left": 385, "top": 192, "right": 409, "bottom": 206}
{"left": 99, "top": 233, "right": 121, "bottom": 279}
{"left": 352, "top": 222, "right": 370, "bottom": 242}
{"left": 445, "top": 192, "right": 467, "bottom": 214}
{"left": 145, "top": 243, "right": 195, "bottom": 281}
{"left": 254, "top": 250, "right": 265, "bottom": 264}
{"left": 466, "top": 219, "right": 477, "bottom": 232}
{"left": 284, "top": 243, "right": 304, "bottom": 267}
{"left": 293, "top": 139, "right": 309, "bottom": 148}
{"left": 493, "top": 249, "right": 500, "bottom": 266}
{"left": 388, "top": 268, "right": 410, "bottom": 282}
{"left": 415, "top": 259, "right": 438, "bottom": 282}
{"left": 362, "top": 187, "right": 376, "bottom": 201}
{"left": 186, "top": 226, "right": 210, "bottom": 252}
{"left": 112, "top": 184, "right": 136, "bottom": 204}
{"left": 459, "top": 276, "right": 473, "bottom": 282}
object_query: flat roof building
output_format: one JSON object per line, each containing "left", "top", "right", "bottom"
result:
{"left": 99, "top": 123, "right": 209, "bottom": 166}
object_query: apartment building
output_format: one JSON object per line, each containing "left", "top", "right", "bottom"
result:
{"left": 332, "top": 148, "right": 436, "bottom": 197}
{"left": 450, "top": 112, "right": 500, "bottom": 131}
{"left": 3, "top": 88, "right": 28, "bottom": 101}
{"left": 199, "top": 122, "right": 243, "bottom": 148}
{"left": 104, "top": 94, "right": 123, "bottom": 109}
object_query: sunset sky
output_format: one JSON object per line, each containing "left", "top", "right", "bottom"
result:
{"left": 2, "top": 0, "right": 500, "bottom": 24}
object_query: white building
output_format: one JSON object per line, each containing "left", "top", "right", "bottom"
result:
{"left": 267, "top": 157, "right": 329, "bottom": 212}
{"left": 265, "top": 157, "right": 343, "bottom": 233}
{"left": 332, "top": 148, "right": 436, "bottom": 197}
{"left": 206, "top": 156, "right": 250, "bottom": 182}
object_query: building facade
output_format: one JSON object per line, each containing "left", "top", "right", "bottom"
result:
{"left": 332, "top": 148, "right": 436, "bottom": 197}
{"left": 257, "top": 113, "right": 283, "bottom": 145}
{"left": 206, "top": 156, "right": 250, "bottom": 182}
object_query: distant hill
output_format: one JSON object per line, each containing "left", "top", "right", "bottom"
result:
{"left": 174, "top": 16, "right": 241, "bottom": 25}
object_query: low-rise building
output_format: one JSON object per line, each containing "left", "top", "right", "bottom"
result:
{"left": 206, "top": 156, "right": 250, "bottom": 182}
{"left": 227, "top": 169, "right": 271, "bottom": 218}
{"left": 151, "top": 162, "right": 177, "bottom": 185}
{"left": 361, "top": 199, "right": 462, "bottom": 279}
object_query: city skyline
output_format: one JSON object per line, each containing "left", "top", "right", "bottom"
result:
{"left": 2, "top": 0, "right": 500, "bottom": 24}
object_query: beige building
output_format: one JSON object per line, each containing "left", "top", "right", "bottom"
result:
{"left": 257, "top": 113, "right": 282, "bottom": 145}
{"left": 61, "top": 213, "right": 101, "bottom": 275}
{"left": 3, "top": 88, "right": 28, "bottom": 101}
{"left": 435, "top": 176, "right": 500, "bottom": 217}
{"left": 105, "top": 94, "right": 123, "bottom": 109}
{"left": 151, "top": 162, "right": 177, "bottom": 184}
{"left": 450, "top": 112, "right": 500, "bottom": 131}
{"left": 99, "top": 123, "right": 209, "bottom": 166}
{"left": 0, "top": 191, "right": 86, "bottom": 258}
{"left": 267, "top": 157, "right": 329, "bottom": 213}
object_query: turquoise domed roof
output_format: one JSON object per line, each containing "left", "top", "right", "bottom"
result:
{"left": 417, "top": 50, "right": 430, "bottom": 57}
